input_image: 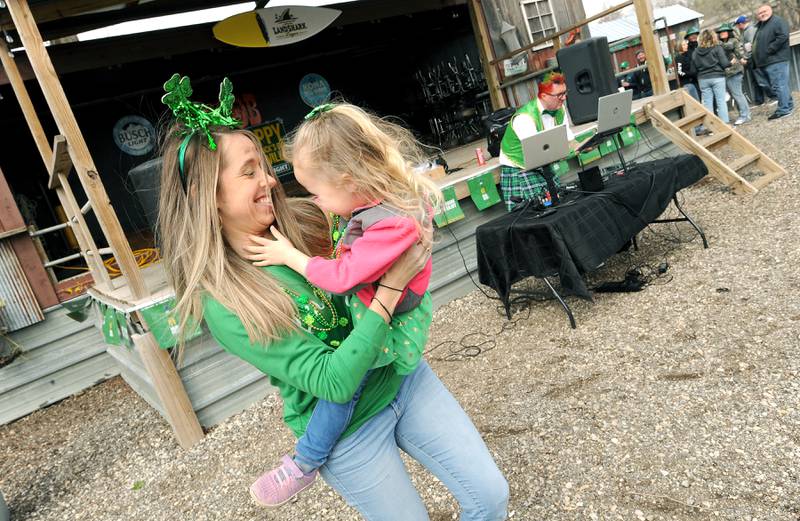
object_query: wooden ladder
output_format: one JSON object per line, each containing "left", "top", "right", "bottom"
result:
{"left": 643, "top": 90, "right": 786, "bottom": 195}
{"left": 47, "top": 135, "right": 112, "bottom": 287}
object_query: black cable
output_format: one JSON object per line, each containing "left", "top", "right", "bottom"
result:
{"left": 425, "top": 304, "right": 534, "bottom": 361}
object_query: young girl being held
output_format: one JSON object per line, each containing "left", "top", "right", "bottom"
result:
{"left": 245, "top": 103, "right": 441, "bottom": 508}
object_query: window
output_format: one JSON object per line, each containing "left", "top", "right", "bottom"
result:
{"left": 520, "top": 0, "right": 558, "bottom": 48}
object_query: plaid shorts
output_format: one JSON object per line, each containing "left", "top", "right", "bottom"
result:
{"left": 500, "top": 165, "right": 561, "bottom": 211}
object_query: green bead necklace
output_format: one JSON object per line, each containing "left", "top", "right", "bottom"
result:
{"left": 331, "top": 214, "right": 343, "bottom": 259}
{"left": 284, "top": 281, "right": 349, "bottom": 345}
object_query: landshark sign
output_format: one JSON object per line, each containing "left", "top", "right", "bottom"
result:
{"left": 213, "top": 6, "right": 341, "bottom": 48}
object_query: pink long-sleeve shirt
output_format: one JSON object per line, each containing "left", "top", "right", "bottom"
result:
{"left": 306, "top": 203, "right": 431, "bottom": 313}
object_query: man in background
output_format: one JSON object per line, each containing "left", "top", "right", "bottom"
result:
{"left": 623, "top": 50, "right": 653, "bottom": 99}
{"left": 499, "top": 72, "right": 572, "bottom": 211}
{"left": 736, "top": 14, "right": 773, "bottom": 106}
{"left": 753, "top": 4, "right": 793, "bottom": 119}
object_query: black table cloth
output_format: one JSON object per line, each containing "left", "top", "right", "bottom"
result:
{"left": 475, "top": 155, "right": 707, "bottom": 308}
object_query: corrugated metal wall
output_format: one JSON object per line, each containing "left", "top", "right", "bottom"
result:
{"left": 0, "top": 240, "right": 44, "bottom": 332}
{"left": 0, "top": 304, "right": 119, "bottom": 425}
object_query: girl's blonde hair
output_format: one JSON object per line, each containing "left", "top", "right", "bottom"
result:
{"left": 282, "top": 104, "right": 442, "bottom": 232}
{"left": 157, "top": 123, "right": 331, "bottom": 359}
{"left": 699, "top": 29, "right": 718, "bottom": 48}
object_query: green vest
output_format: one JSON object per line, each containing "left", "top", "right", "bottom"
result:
{"left": 500, "top": 100, "right": 565, "bottom": 167}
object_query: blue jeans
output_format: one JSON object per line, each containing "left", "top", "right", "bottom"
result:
{"left": 684, "top": 82, "right": 700, "bottom": 101}
{"left": 726, "top": 73, "right": 750, "bottom": 120}
{"left": 294, "top": 372, "right": 371, "bottom": 471}
{"left": 763, "top": 61, "right": 794, "bottom": 115}
{"left": 320, "top": 362, "right": 509, "bottom": 520}
{"left": 699, "top": 76, "right": 729, "bottom": 123}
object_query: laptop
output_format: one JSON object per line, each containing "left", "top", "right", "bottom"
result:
{"left": 575, "top": 89, "right": 634, "bottom": 151}
{"left": 596, "top": 89, "right": 633, "bottom": 134}
{"left": 521, "top": 124, "right": 570, "bottom": 170}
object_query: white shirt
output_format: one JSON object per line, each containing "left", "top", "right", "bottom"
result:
{"left": 499, "top": 98, "right": 575, "bottom": 168}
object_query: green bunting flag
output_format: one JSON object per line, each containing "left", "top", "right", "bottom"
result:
{"left": 139, "top": 299, "right": 202, "bottom": 349}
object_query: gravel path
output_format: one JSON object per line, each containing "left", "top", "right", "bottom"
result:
{"left": 2, "top": 101, "right": 799, "bottom": 521}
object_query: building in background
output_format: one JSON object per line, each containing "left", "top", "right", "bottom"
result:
{"left": 589, "top": 5, "right": 702, "bottom": 75}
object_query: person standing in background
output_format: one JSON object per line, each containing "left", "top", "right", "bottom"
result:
{"left": 692, "top": 29, "right": 731, "bottom": 124}
{"left": 625, "top": 50, "right": 653, "bottom": 99}
{"left": 753, "top": 4, "right": 793, "bottom": 119}
{"left": 735, "top": 14, "right": 774, "bottom": 106}
{"left": 678, "top": 27, "right": 701, "bottom": 101}
{"left": 717, "top": 23, "right": 751, "bottom": 125}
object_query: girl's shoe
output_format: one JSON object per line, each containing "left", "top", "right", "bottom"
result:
{"left": 249, "top": 455, "right": 318, "bottom": 508}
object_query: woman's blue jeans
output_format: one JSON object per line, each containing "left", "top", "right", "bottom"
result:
{"left": 726, "top": 73, "right": 751, "bottom": 120}
{"left": 320, "top": 361, "right": 509, "bottom": 520}
{"left": 699, "top": 76, "right": 729, "bottom": 123}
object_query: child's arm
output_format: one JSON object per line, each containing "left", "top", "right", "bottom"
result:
{"left": 245, "top": 226, "right": 311, "bottom": 275}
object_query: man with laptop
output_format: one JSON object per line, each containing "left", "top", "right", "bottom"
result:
{"left": 499, "top": 70, "right": 634, "bottom": 211}
{"left": 499, "top": 71, "right": 573, "bottom": 211}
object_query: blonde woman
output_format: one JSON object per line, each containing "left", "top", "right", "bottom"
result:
{"left": 691, "top": 29, "right": 732, "bottom": 123}
{"left": 158, "top": 89, "right": 508, "bottom": 519}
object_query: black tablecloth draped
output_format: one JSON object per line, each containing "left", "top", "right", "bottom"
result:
{"left": 476, "top": 155, "right": 707, "bottom": 304}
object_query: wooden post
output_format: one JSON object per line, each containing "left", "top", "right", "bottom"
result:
{"left": 133, "top": 332, "right": 205, "bottom": 449}
{"left": 468, "top": 0, "right": 505, "bottom": 110}
{"left": 632, "top": 0, "right": 669, "bottom": 95}
{"left": 6, "top": 0, "right": 147, "bottom": 299}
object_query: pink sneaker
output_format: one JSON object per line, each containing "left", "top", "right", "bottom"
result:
{"left": 249, "top": 454, "right": 318, "bottom": 508}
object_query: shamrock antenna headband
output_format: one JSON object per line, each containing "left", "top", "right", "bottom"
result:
{"left": 161, "top": 73, "right": 241, "bottom": 189}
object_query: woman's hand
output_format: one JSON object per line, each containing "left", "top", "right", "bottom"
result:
{"left": 381, "top": 231, "right": 432, "bottom": 291}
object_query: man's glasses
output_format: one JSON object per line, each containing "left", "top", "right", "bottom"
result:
{"left": 544, "top": 91, "right": 567, "bottom": 100}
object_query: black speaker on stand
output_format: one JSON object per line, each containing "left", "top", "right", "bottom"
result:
{"left": 556, "top": 37, "right": 618, "bottom": 124}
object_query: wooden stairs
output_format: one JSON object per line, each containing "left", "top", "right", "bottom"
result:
{"left": 643, "top": 90, "right": 786, "bottom": 194}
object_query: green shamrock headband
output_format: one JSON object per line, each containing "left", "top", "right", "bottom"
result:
{"left": 161, "top": 73, "right": 240, "bottom": 190}
{"left": 305, "top": 103, "right": 335, "bottom": 120}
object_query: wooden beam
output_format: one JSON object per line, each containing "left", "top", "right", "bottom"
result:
{"left": 6, "top": 0, "right": 148, "bottom": 300}
{"left": 468, "top": 0, "right": 505, "bottom": 110}
{"left": 0, "top": 39, "right": 52, "bottom": 169}
{"left": 491, "top": 0, "right": 634, "bottom": 64}
{"left": 132, "top": 332, "right": 205, "bottom": 449}
{"left": 48, "top": 135, "right": 72, "bottom": 189}
{"left": 0, "top": 226, "right": 26, "bottom": 240}
{"left": 632, "top": 0, "right": 669, "bottom": 95}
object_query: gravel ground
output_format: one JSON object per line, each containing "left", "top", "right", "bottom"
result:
{"left": 2, "top": 101, "right": 800, "bottom": 521}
